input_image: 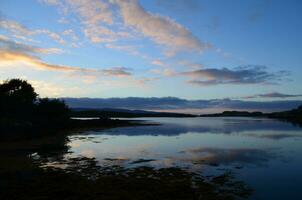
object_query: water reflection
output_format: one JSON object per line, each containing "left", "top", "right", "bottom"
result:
{"left": 245, "top": 132, "right": 302, "bottom": 140}
{"left": 177, "top": 147, "right": 276, "bottom": 167}
{"left": 38, "top": 117, "right": 302, "bottom": 200}
{"left": 100, "top": 117, "right": 302, "bottom": 136}
{"left": 63, "top": 117, "right": 301, "bottom": 170}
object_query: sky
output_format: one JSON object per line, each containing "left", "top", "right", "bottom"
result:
{"left": 0, "top": 0, "right": 302, "bottom": 112}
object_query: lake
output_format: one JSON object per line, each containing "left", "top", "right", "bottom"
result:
{"left": 47, "top": 117, "right": 302, "bottom": 200}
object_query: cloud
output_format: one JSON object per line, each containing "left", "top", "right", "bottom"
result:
{"left": 83, "top": 26, "right": 130, "bottom": 43}
{"left": 0, "top": 19, "right": 65, "bottom": 44}
{"left": 149, "top": 68, "right": 176, "bottom": 77}
{"left": 0, "top": 37, "right": 132, "bottom": 78}
{"left": 29, "top": 79, "right": 66, "bottom": 97}
{"left": 0, "top": 49, "right": 132, "bottom": 77}
{"left": 151, "top": 59, "right": 165, "bottom": 67}
{"left": 58, "top": 17, "right": 69, "bottom": 24}
{"left": 39, "top": 0, "right": 61, "bottom": 6}
{"left": 0, "top": 34, "right": 139, "bottom": 91}
{"left": 137, "top": 77, "right": 160, "bottom": 84}
{"left": 0, "top": 35, "right": 131, "bottom": 76}
{"left": 112, "top": 0, "right": 210, "bottom": 53}
{"left": 100, "top": 66, "right": 132, "bottom": 76}
{"left": 243, "top": 92, "right": 302, "bottom": 99}
{"left": 62, "top": 29, "right": 79, "bottom": 41}
{"left": 36, "top": 29, "right": 65, "bottom": 44}
{"left": 66, "top": 0, "right": 113, "bottom": 25}
{"left": 40, "top": 0, "right": 211, "bottom": 56}
{"left": 0, "top": 19, "right": 32, "bottom": 35}
{"left": 105, "top": 43, "right": 140, "bottom": 55}
{"left": 63, "top": 0, "right": 131, "bottom": 43}
{"left": 40, "top": 0, "right": 133, "bottom": 47}
{"left": 28, "top": 79, "right": 96, "bottom": 97}
{"left": 181, "top": 65, "right": 288, "bottom": 86}
{"left": 177, "top": 60, "right": 203, "bottom": 69}
{"left": 0, "top": 35, "right": 64, "bottom": 55}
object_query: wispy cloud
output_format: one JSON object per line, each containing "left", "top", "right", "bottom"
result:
{"left": 0, "top": 35, "right": 64, "bottom": 55}
{"left": 39, "top": 0, "right": 211, "bottom": 56}
{"left": 243, "top": 92, "right": 302, "bottom": 99}
{"left": 181, "top": 65, "right": 288, "bottom": 86}
{"left": 112, "top": 0, "right": 211, "bottom": 54}
{"left": 0, "top": 37, "right": 132, "bottom": 77}
{"left": 62, "top": 29, "right": 79, "bottom": 41}
{"left": 62, "top": 0, "right": 131, "bottom": 43}
{"left": 66, "top": 0, "right": 113, "bottom": 25}
{"left": 105, "top": 43, "right": 140, "bottom": 55}
{"left": 0, "top": 49, "right": 132, "bottom": 76}
{"left": 39, "top": 0, "right": 61, "bottom": 6}
{"left": 0, "top": 19, "right": 32, "bottom": 35}
{"left": 151, "top": 59, "right": 165, "bottom": 67}
{"left": 0, "top": 19, "right": 65, "bottom": 44}
{"left": 137, "top": 77, "right": 160, "bottom": 84}
{"left": 149, "top": 68, "right": 176, "bottom": 77}
{"left": 100, "top": 66, "right": 132, "bottom": 76}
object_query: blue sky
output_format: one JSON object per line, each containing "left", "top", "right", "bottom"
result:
{"left": 0, "top": 0, "right": 301, "bottom": 102}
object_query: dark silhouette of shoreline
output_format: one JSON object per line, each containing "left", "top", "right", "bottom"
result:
{"left": 200, "top": 106, "right": 302, "bottom": 127}
{"left": 70, "top": 107, "right": 196, "bottom": 118}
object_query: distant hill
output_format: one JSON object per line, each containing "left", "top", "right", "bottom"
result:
{"left": 200, "top": 105, "right": 302, "bottom": 125}
{"left": 70, "top": 108, "right": 196, "bottom": 118}
{"left": 200, "top": 111, "right": 264, "bottom": 117}
{"left": 267, "top": 105, "right": 302, "bottom": 124}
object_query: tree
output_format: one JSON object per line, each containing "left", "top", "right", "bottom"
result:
{"left": 0, "top": 79, "right": 70, "bottom": 134}
{"left": 0, "top": 79, "right": 37, "bottom": 120}
{"left": 34, "top": 98, "right": 70, "bottom": 127}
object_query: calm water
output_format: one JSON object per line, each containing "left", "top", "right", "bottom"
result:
{"left": 61, "top": 117, "right": 301, "bottom": 199}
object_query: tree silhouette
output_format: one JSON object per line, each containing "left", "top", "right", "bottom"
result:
{"left": 0, "top": 79, "right": 37, "bottom": 120}
{"left": 35, "top": 98, "right": 70, "bottom": 127}
{"left": 0, "top": 79, "right": 70, "bottom": 134}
